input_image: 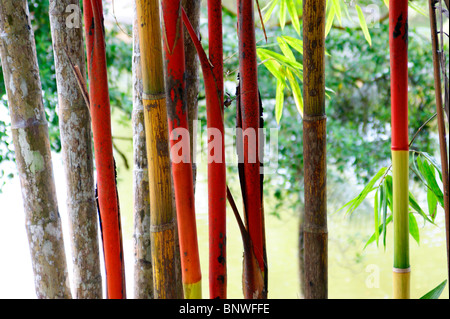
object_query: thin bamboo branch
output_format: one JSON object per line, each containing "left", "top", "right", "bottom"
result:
{"left": 428, "top": 0, "right": 450, "bottom": 293}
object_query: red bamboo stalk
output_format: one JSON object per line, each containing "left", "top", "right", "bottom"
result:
{"left": 206, "top": 0, "right": 227, "bottom": 299}
{"left": 161, "top": 0, "right": 202, "bottom": 298}
{"left": 390, "top": 0, "right": 410, "bottom": 299}
{"left": 236, "top": 0, "right": 265, "bottom": 276}
{"left": 83, "top": 0, "right": 126, "bottom": 299}
{"left": 390, "top": 0, "right": 409, "bottom": 152}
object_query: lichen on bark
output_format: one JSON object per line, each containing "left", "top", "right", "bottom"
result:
{"left": 0, "top": 0, "right": 71, "bottom": 299}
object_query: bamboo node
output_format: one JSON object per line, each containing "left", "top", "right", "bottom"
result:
{"left": 142, "top": 92, "right": 166, "bottom": 101}
{"left": 303, "top": 114, "right": 327, "bottom": 122}
{"left": 393, "top": 267, "right": 411, "bottom": 273}
{"left": 150, "top": 220, "right": 175, "bottom": 233}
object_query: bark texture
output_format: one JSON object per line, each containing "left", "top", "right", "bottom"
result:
{"left": 182, "top": 0, "right": 201, "bottom": 188}
{"left": 83, "top": 0, "right": 126, "bottom": 299}
{"left": 428, "top": 0, "right": 449, "bottom": 289}
{"left": 0, "top": 0, "right": 72, "bottom": 298}
{"left": 48, "top": 0, "right": 102, "bottom": 299}
{"left": 132, "top": 6, "right": 153, "bottom": 299}
{"left": 302, "top": 0, "right": 328, "bottom": 299}
{"left": 136, "top": 0, "right": 179, "bottom": 299}
{"left": 161, "top": 0, "right": 202, "bottom": 299}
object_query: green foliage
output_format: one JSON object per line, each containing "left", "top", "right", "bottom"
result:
{"left": 420, "top": 280, "right": 447, "bottom": 299}
{"left": 0, "top": 1, "right": 133, "bottom": 185}
{"left": 340, "top": 151, "right": 445, "bottom": 250}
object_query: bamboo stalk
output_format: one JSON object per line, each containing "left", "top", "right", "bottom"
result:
{"left": 302, "top": 0, "right": 328, "bottom": 299}
{"left": 182, "top": 0, "right": 201, "bottom": 190}
{"left": 0, "top": 0, "right": 72, "bottom": 298}
{"left": 161, "top": 0, "right": 202, "bottom": 299}
{"left": 428, "top": 0, "right": 450, "bottom": 292}
{"left": 49, "top": 0, "right": 102, "bottom": 299}
{"left": 132, "top": 5, "right": 153, "bottom": 299}
{"left": 237, "top": 0, "right": 266, "bottom": 283}
{"left": 389, "top": 0, "right": 410, "bottom": 299}
{"left": 83, "top": 0, "right": 126, "bottom": 299}
{"left": 207, "top": 0, "right": 227, "bottom": 299}
{"left": 135, "top": 0, "right": 179, "bottom": 299}
{"left": 182, "top": 4, "right": 227, "bottom": 299}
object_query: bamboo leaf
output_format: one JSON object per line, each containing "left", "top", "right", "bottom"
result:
{"left": 257, "top": 48, "right": 303, "bottom": 71}
{"left": 380, "top": 180, "right": 388, "bottom": 247}
{"left": 344, "top": 167, "right": 388, "bottom": 215}
{"left": 409, "top": 191, "right": 434, "bottom": 225}
{"left": 408, "top": 0, "right": 428, "bottom": 17}
{"left": 384, "top": 176, "right": 393, "bottom": 249}
{"left": 427, "top": 170, "right": 438, "bottom": 221}
{"left": 355, "top": 4, "right": 372, "bottom": 46}
{"left": 263, "top": 0, "right": 279, "bottom": 23}
{"left": 420, "top": 280, "right": 447, "bottom": 299}
{"left": 277, "top": 37, "right": 296, "bottom": 61}
{"left": 275, "top": 80, "right": 285, "bottom": 124}
{"left": 374, "top": 188, "right": 380, "bottom": 246}
{"left": 286, "top": 69, "right": 303, "bottom": 116}
{"left": 281, "top": 36, "right": 303, "bottom": 55}
{"left": 325, "top": 4, "right": 336, "bottom": 38}
{"left": 332, "top": 0, "right": 342, "bottom": 25}
{"left": 257, "top": 49, "right": 286, "bottom": 84}
{"left": 416, "top": 151, "right": 442, "bottom": 181}
{"left": 279, "top": 0, "right": 286, "bottom": 29}
{"left": 417, "top": 156, "right": 444, "bottom": 207}
{"left": 409, "top": 212, "right": 420, "bottom": 245}
{"left": 364, "top": 215, "right": 393, "bottom": 249}
{"left": 286, "top": 0, "right": 301, "bottom": 35}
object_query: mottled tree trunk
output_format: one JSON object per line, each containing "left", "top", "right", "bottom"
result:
{"left": 48, "top": 0, "right": 102, "bottom": 299}
{"left": 302, "top": 0, "right": 328, "bottom": 299}
{"left": 132, "top": 6, "right": 153, "bottom": 299}
{"left": 182, "top": 0, "right": 200, "bottom": 188}
{"left": 0, "top": 0, "right": 72, "bottom": 298}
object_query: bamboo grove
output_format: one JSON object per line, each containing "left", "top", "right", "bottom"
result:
{"left": 0, "top": 0, "right": 449, "bottom": 300}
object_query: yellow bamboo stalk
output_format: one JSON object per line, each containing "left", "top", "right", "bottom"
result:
{"left": 392, "top": 150, "right": 410, "bottom": 299}
{"left": 136, "top": 0, "right": 177, "bottom": 299}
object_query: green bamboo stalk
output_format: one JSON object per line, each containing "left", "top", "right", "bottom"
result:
{"left": 392, "top": 151, "right": 410, "bottom": 299}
